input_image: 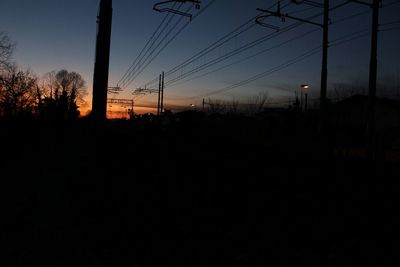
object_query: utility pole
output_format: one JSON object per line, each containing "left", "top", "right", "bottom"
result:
{"left": 133, "top": 73, "right": 164, "bottom": 116}
{"left": 160, "top": 72, "right": 165, "bottom": 116}
{"left": 350, "top": 0, "right": 381, "bottom": 159}
{"left": 256, "top": 0, "right": 330, "bottom": 150}
{"left": 157, "top": 74, "right": 162, "bottom": 116}
{"left": 92, "top": 0, "right": 113, "bottom": 121}
{"left": 319, "top": 0, "right": 329, "bottom": 141}
{"left": 367, "top": 0, "right": 380, "bottom": 160}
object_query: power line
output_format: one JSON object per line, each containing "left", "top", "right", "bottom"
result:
{"left": 382, "top": 0, "right": 400, "bottom": 8}
{"left": 163, "top": 12, "right": 324, "bottom": 87}
{"left": 171, "top": 30, "right": 370, "bottom": 101}
{"left": 118, "top": 2, "right": 179, "bottom": 87}
{"left": 198, "top": 47, "right": 322, "bottom": 98}
{"left": 165, "top": 7, "right": 376, "bottom": 88}
{"left": 122, "top": 0, "right": 217, "bottom": 89}
{"left": 170, "top": 27, "right": 321, "bottom": 87}
{"left": 117, "top": 5, "right": 175, "bottom": 86}
{"left": 380, "top": 26, "right": 400, "bottom": 32}
{"left": 381, "top": 20, "right": 400, "bottom": 26}
{"left": 165, "top": 1, "right": 285, "bottom": 76}
{"left": 136, "top": 0, "right": 397, "bottom": 103}
{"left": 142, "top": 20, "right": 257, "bottom": 88}
{"left": 147, "top": 1, "right": 356, "bottom": 89}
{"left": 120, "top": 3, "right": 186, "bottom": 88}
{"left": 142, "top": 1, "right": 285, "bottom": 88}
{"left": 121, "top": 3, "right": 191, "bottom": 88}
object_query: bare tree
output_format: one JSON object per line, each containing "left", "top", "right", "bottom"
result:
{"left": 0, "top": 32, "right": 15, "bottom": 73}
{"left": 36, "top": 70, "right": 87, "bottom": 120}
{"left": 228, "top": 98, "right": 240, "bottom": 114}
{"left": 207, "top": 98, "right": 226, "bottom": 114}
{"left": 40, "top": 71, "right": 57, "bottom": 99}
{"left": 53, "top": 69, "right": 87, "bottom": 106}
{"left": 246, "top": 92, "right": 269, "bottom": 115}
{"left": 330, "top": 82, "right": 366, "bottom": 102}
{"left": 0, "top": 67, "right": 37, "bottom": 117}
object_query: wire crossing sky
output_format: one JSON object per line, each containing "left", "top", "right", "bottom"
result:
{"left": 0, "top": 0, "right": 399, "bottom": 112}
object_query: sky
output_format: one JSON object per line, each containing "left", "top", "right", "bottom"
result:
{"left": 0, "top": 0, "right": 399, "bottom": 115}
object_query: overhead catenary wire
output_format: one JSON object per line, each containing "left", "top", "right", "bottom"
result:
{"left": 382, "top": 0, "right": 400, "bottom": 8}
{"left": 116, "top": 3, "right": 177, "bottom": 87}
{"left": 118, "top": 3, "right": 180, "bottom": 87}
{"left": 163, "top": 12, "right": 324, "bottom": 87}
{"left": 141, "top": 17, "right": 259, "bottom": 88}
{"left": 122, "top": 0, "right": 217, "bottom": 89}
{"left": 381, "top": 20, "right": 400, "bottom": 26}
{"left": 141, "top": 1, "right": 287, "bottom": 89}
{"left": 163, "top": 4, "right": 376, "bottom": 88}
{"left": 143, "top": 0, "right": 357, "bottom": 89}
{"left": 168, "top": 16, "right": 373, "bottom": 88}
{"left": 169, "top": 27, "right": 321, "bottom": 87}
{"left": 119, "top": 2, "right": 186, "bottom": 88}
{"left": 169, "top": 29, "right": 371, "bottom": 101}
{"left": 134, "top": 0, "right": 399, "bottom": 107}
{"left": 164, "top": 1, "right": 286, "bottom": 76}
{"left": 120, "top": 3, "right": 191, "bottom": 88}
{"left": 379, "top": 26, "right": 400, "bottom": 32}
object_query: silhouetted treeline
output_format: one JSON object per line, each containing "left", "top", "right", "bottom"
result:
{"left": 0, "top": 33, "right": 87, "bottom": 122}
{"left": 0, "top": 68, "right": 87, "bottom": 121}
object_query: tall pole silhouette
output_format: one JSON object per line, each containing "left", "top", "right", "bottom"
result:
{"left": 92, "top": 0, "right": 113, "bottom": 121}
{"left": 319, "top": 0, "right": 329, "bottom": 142}
{"left": 256, "top": 0, "right": 330, "bottom": 154}
{"left": 157, "top": 74, "right": 162, "bottom": 116}
{"left": 367, "top": 0, "right": 380, "bottom": 159}
{"left": 161, "top": 72, "right": 165, "bottom": 116}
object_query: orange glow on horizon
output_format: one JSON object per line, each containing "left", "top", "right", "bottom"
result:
{"left": 79, "top": 105, "right": 158, "bottom": 118}
{"left": 79, "top": 93, "right": 192, "bottom": 118}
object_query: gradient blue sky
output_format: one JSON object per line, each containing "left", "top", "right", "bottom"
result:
{"left": 1, "top": 0, "right": 399, "bottom": 111}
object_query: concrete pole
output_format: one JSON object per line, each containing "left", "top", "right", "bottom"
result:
{"left": 161, "top": 72, "right": 165, "bottom": 116}
{"left": 92, "top": 0, "right": 113, "bottom": 121}
{"left": 319, "top": 0, "right": 329, "bottom": 152}
{"left": 367, "top": 0, "right": 380, "bottom": 160}
{"left": 157, "top": 74, "right": 162, "bottom": 116}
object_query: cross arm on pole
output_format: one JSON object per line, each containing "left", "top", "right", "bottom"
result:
{"left": 133, "top": 88, "right": 159, "bottom": 96}
{"left": 255, "top": 13, "right": 282, "bottom": 31}
{"left": 108, "top": 86, "right": 123, "bottom": 94}
{"left": 256, "top": 8, "right": 324, "bottom": 28}
{"left": 107, "top": 98, "right": 134, "bottom": 105}
{"left": 153, "top": 0, "right": 201, "bottom": 21}
{"left": 291, "top": 0, "right": 324, "bottom": 8}
{"left": 350, "top": 0, "right": 379, "bottom": 8}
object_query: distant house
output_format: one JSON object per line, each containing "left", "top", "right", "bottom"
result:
{"left": 332, "top": 95, "right": 400, "bottom": 160}
{"left": 333, "top": 94, "right": 400, "bottom": 133}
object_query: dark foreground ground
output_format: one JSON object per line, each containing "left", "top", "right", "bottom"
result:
{"left": 2, "top": 116, "right": 400, "bottom": 266}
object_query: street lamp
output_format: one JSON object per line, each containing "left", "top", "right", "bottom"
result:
{"left": 301, "top": 84, "right": 309, "bottom": 112}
